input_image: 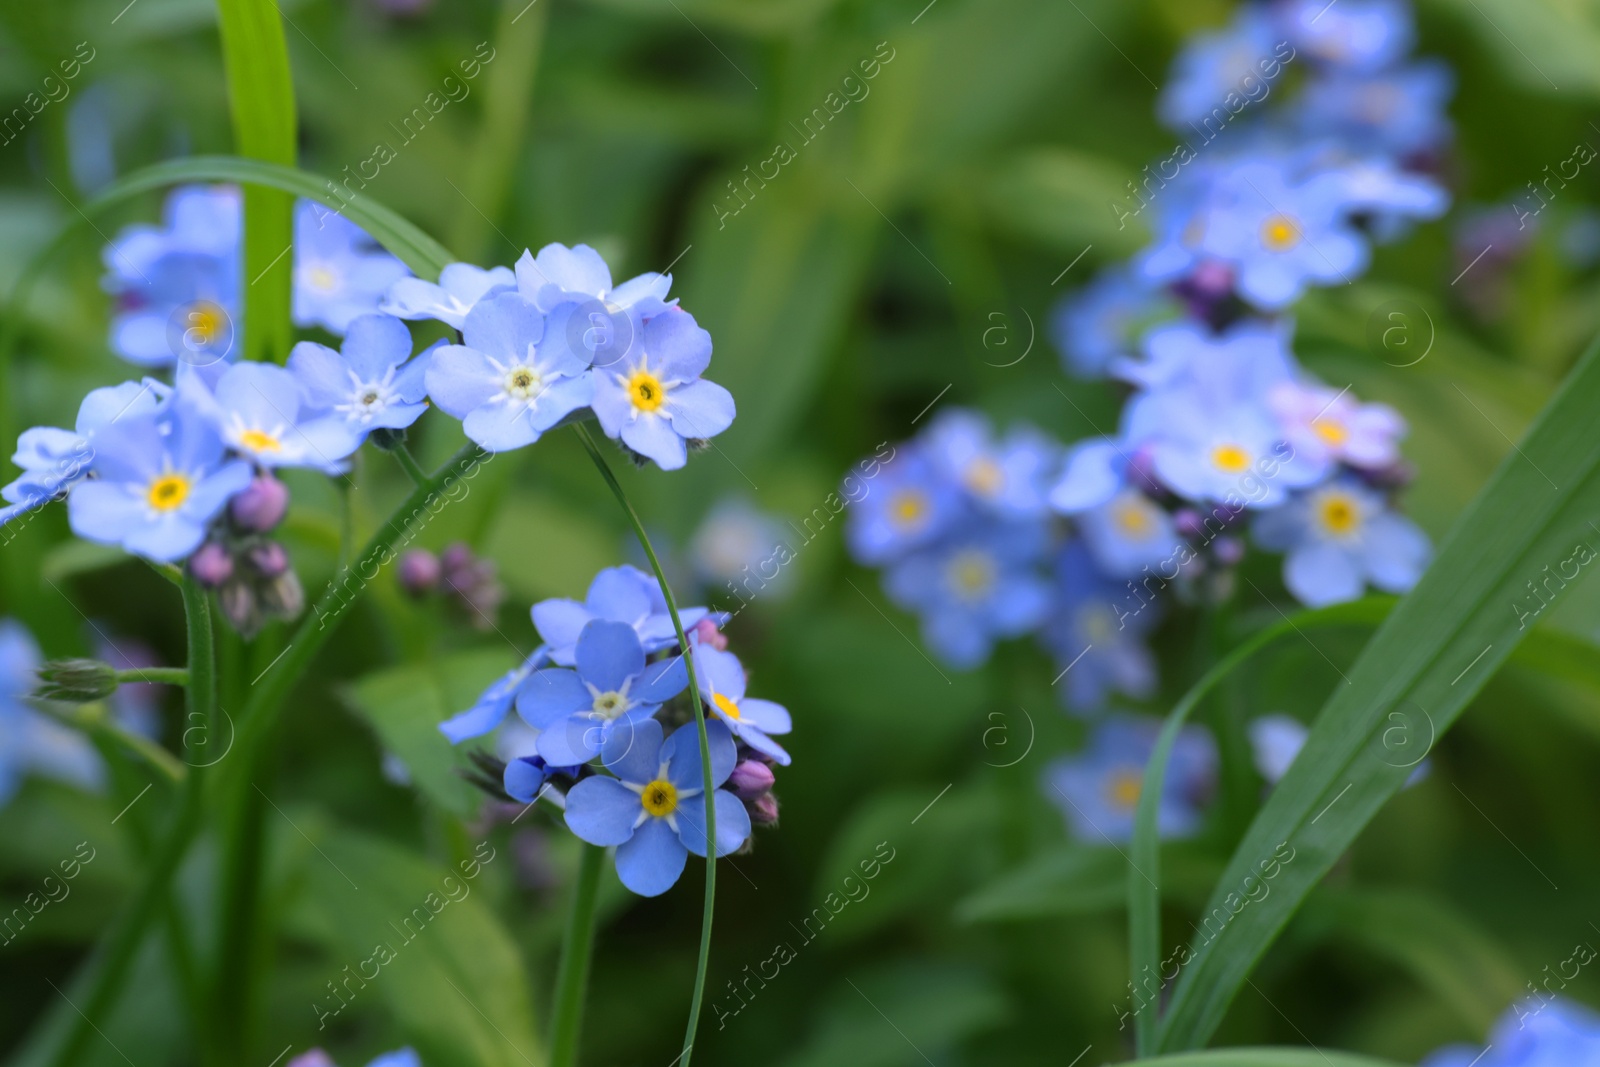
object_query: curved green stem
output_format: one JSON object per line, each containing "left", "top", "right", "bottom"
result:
{"left": 393, "top": 443, "right": 430, "bottom": 488}
{"left": 548, "top": 843, "right": 607, "bottom": 1067}
{"left": 1128, "top": 596, "right": 1395, "bottom": 1055}
{"left": 115, "top": 667, "right": 190, "bottom": 685}
{"left": 573, "top": 425, "right": 716, "bottom": 1067}
{"left": 47, "top": 576, "right": 215, "bottom": 1067}
{"left": 43, "top": 703, "right": 187, "bottom": 785}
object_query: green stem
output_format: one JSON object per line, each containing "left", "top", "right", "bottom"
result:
{"left": 548, "top": 843, "right": 606, "bottom": 1067}
{"left": 47, "top": 576, "right": 215, "bottom": 1067}
{"left": 573, "top": 425, "right": 716, "bottom": 1067}
{"left": 43, "top": 704, "right": 187, "bottom": 785}
{"left": 393, "top": 443, "right": 430, "bottom": 488}
{"left": 115, "top": 667, "right": 190, "bottom": 685}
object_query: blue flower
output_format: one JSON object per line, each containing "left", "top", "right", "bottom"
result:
{"left": 1043, "top": 540, "right": 1160, "bottom": 713}
{"left": 1278, "top": 0, "right": 1413, "bottom": 72}
{"left": 562, "top": 718, "right": 750, "bottom": 897}
{"left": 843, "top": 445, "right": 960, "bottom": 565}
{"left": 519, "top": 619, "right": 689, "bottom": 766}
{"left": 1112, "top": 318, "right": 1296, "bottom": 394}
{"left": 289, "top": 313, "right": 432, "bottom": 454}
{"left": 514, "top": 242, "right": 673, "bottom": 316}
{"left": 1157, "top": 6, "right": 1283, "bottom": 130}
{"left": 66, "top": 401, "right": 253, "bottom": 563}
{"left": 884, "top": 519, "right": 1053, "bottom": 669}
{"left": 438, "top": 646, "right": 550, "bottom": 743}
{"left": 289, "top": 1049, "right": 422, "bottom": 1067}
{"left": 531, "top": 565, "right": 714, "bottom": 666}
{"left": 292, "top": 201, "right": 411, "bottom": 335}
{"left": 692, "top": 643, "right": 792, "bottom": 765}
{"left": 589, "top": 308, "right": 734, "bottom": 470}
{"left": 1324, "top": 156, "right": 1449, "bottom": 241}
{"left": 1422, "top": 997, "right": 1600, "bottom": 1067}
{"left": 1253, "top": 478, "right": 1430, "bottom": 606}
{"left": 1077, "top": 487, "right": 1182, "bottom": 579}
{"left": 922, "top": 409, "right": 1057, "bottom": 519}
{"left": 183, "top": 362, "right": 360, "bottom": 471}
{"left": 1296, "top": 61, "right": 1454, "bottom": 157}
{"left": 1044, "top": 714, "right": 1216, "bottom": 842}
{"left": 1248, "top": 713, "right": 1309, "bottom": 783}
{"left": 0, "top": 620, "right": 105, "bottom": 806}
{"left": 104, "top": 185, "right": 240, "bottom": 367}
{"left": 689, "top": 498, "right": 796, "bottom": 597}
{"left": 2, "top": 379, "right": 169, "bottom": 528}
{"left": 424, "top": 291, "right": 593, "bottom": 453}
{"left": 1268, "top": 377, "right": 1405, "bottom": 475}
{"left": 381, "top": 262, "right": 515, "bottom": 330}
{"left": 1050, "top": 267, "right": 1173, "bottom": 379}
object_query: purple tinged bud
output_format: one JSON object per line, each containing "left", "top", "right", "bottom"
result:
{"left": 189, "top": 542, "right": 234, "bottom": 587}
{"left": 247, "top": 541, "right": 290, "bottom": 578}
{"left": 440, "top": 542, "right": 474, "bottom": 576}
{"left": 398, "top": 550, "right": 443, "bottom": 596}
{"left": 1173, "top": 508, "right": 1205, "bottom": 540}
{"left": 747, "top": 792, "right": 780, "bottom": 826}
{"left": 219, "top": 580, "right": 262, "bottom": 637}
{"left": 728, "top": 760, "right": 775, "bottom": 800}
{"left": 229, "top": 474, "right": 290, "bottom": 532}
{"left": 1212, "top": 535, "right": 1245, "bottom": 567}
{"left": 693, "top": 617, "right": 728, "bottom": 650}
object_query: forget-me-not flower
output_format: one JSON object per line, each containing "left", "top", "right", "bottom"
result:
{"left": 1044, "top": 540, "right": 1160, "bottom": 713}
{"left": 1268, "top": 378, "right": 1405, "bottom": 475}
{"left": 1077, "top": 487, "right": 1182, "bottom": 579}
{"left": 291, "top": 201, "right": 411, "bottom": 335}
{"left": 1050, "top": 267, "right": 1171, "bottom": 379}
{"left": 692, "top": 643, "right": 792, "bottom": 766}
{"left": 1422, "top": 996, "right": 1600, "bottom": 1067}
{"left": 66, "top": 402, "right": 252, "bottom": 563}
{"left": 1045, "top": 714, "right": 1217, "bottom": 842}
{"left": 923, "top": 409, "right": 1056, "bottom": 519}
{"left": 1278, "top": 0, "right": 1413, "bottom": 72}
{"left": 381, "top": 262, "right": 516, "bottom": 330}
{"left": 515, "top": 242, "right": 673, "bottom": 317}
{"left": 1296, "top": 62, "right": 1454, "bottom": 158}
{"left": 532, "top": 565, "right": 714, "bottom": 666}
{"left": 425, "top": 291, "right": 593, "bottom": 453}
{"left": 519, "top": 619, "right": 689, "bottom": 766}
{"left": 438, "top": 646, "right": 551, "bottom": 743}
{"left": 844, "top": 446, "right": 960, "bottom": 565}
{"left": 1253, "top": 478, "right": 1430, "bottom": 606}
{"left": 1157, "top": 6, "right": 1284, "bottom": 130}
{"left": 589, "top": 307, "right": 734, "bottom": 470}
{"left": 563, "top": 718, "right": 750, "bottom": 896}
{"left": 183, "top": 362, "right": 358, "bottom": 472}
{"left": 289, "top": 313, "right": 432, "bottom": 455}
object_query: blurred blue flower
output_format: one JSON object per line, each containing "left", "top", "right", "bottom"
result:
{"left": 439, "top": 646, "right": 551, "bottom": 743}
{"left": 689, "top": 498, "right": 796, "bottom": 598}
{"left": 1043, "top": 540, "right": 1159, "bottom": 713}
{"left": 2, "top": 379, "right": 169, "bottom": 528}
{"left": 289, "top": 1048, "right": 422, "bottom": 1067}
{"left": 515, "top": 242, "right": 673, "bottom": 316}
{"left": 519, "top": 619, "right": 688, "bottom": 766}
{"left": 1422, "top": 997, "right": 1600, "bottom": 1067}
{"left": 66, "top": 402, "right": 252, "bottom": 563}
{"left": 1113, "top": 318, "right": 1296, "bottom": 394}
{"left": 289, "top": 313, "right": 432, "bottom": 455}
{"left": 292, "top": 201, "right": 411, "bottom": 335}
{"left": 1157, "top": 6, "right": 1283, "bottom": 130}
{"left": 1326, "top": 155, "right": 1449, "bottom": 240}
{"left": 1296, "top": 61, "right": 1454, "bottom": 157}
{"left": 1248, "top": 713, "right": 1309, "bottom": 783}
{"left": 183, "top": 362, "right": 358, "bottom": 471}
{"left": 532, "top": 565, "right": 714, "bottom": 666}
{"left": 425, "top": 291, "right": 593, "bottom": 453}
{"left": 1050, "top": 267, "right": 1171, "bottom": 379}
{"left": 589, "top": 308, "right": 734, "bottom": 470}
{"left": 1077, "top": 487, "right": 1182, "bottom": 579}
{"left": 884, "top": 519, "right": 1053, "bottom": 669}
{"left": 0, "top": 620, "right": 105, "bottom": 807}
{"left": 1045, "top": 714, "right": 1216, "bottom": 842}
{"left": 103, "top": 184, "right": 240, "bottom": 368}
{"left": 381, "top": 262, "right": 515, "bottom": 330}
{"left": 844, "top": 445, "right": 960, "bottom": 565}
{"left": 1278, "top": 0, "right": 1413, "bottom": 72}
{"left": 1123, "top": 388, "right": 1308, "bottom": 509}
{"left": 923, "top": 409, "right": 1057, "bottom": 519}
{"left": 692, "top": 643, "right": 792, "bottom": 766}
{"left": 1268, "top": 378, "right": 1405, "bottom": 476}
{"left": 1253, "top": 478, "right": 1430, "bottom": 606}
{"left": 563, "top": 718, "right": 749, "bottom": 897}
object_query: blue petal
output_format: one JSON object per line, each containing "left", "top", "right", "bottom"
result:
{"left": 563, "top": 776, "right": 641, "bottom": 846}
{"left": 677, "top": 788, "right": 751, "bottom": 858}
{"left": 613, "top": 816, "right": 686, "bottom": 897}
{"left": 665, "top": 379, "right": 735, "bottom": 441}
{"left": 620, "top": 413, "right": 687, "bottom": 470}
{"left": 515, "top": 668, "right": 588, "bottom": 728}
{"left": 342, "top": 313, "right": 414, "bottom": 380}
{"left": 575, "top": 619, "right": 645, "bottom": 692}
{"left": 663, "top": 719, "right": 737, "bottom": 790}
{"left": 602, "top": 715, "right": 664, "bottom": 784}
{"left": 503, "top": 757, "right": 548, "bottom": 804}
{"left": 633, "top": 652, "right": 688, "bottom": 703}
{"left": 534, "top": 715, "right": 604, "bottom": 766}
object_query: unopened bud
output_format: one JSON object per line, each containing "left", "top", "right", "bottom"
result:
{"left": 367, "top": 427, "right": 407, "bottom": 452}
{"left": 34, "top": 658, "right": 118, "bottom": 703}
{"left": 747, "top": 792, "right": 780, "bottom": 826}
{"left": 692, "top": 616, "right": 728, "bottom": 651}
{"left": 1212, "top": 535, "right": 1245, "bottom": 567}
{"left": 189, "top": 541, "right": 234, "bottom": 587}
{"left": 260, "top": 569, "right": 305, "bottom": 620}
{"left": 219, "top": 580, "right": 262, "bottom": 637}
{"left": 727, "top": 760, "right": 775, "bottom": 800}
{"left": 230, "top": 474, "right": 289, "bottom": 532}
{"left": 1173, "top": 508, "right": 1205, "bottom": 540}
{"left": 398, "top": 549, "right": 442, "bottom": 596}
{"left": 247, "top": 541, "right": 290, "bottom": 578}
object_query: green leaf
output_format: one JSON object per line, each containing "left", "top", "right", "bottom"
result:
{"left": 215, "top": 0, "right": 298, "bottom": 363}
{"left": 1113, "top": 1052, "right": 1411, "bottom": 1067}
{"left": 1153, "top": 334, "right": 1600, "bottom": 1051}
{"left": 958, "top": 845, "right": 1219, "bottom": 924}
{"left": 1432, "top": 0, "right": 1600, "bottom": 98}
{"left": 339, "top": 648, "right": 515, "bottom": 816}
{"left": 291, "top": 824, "right": 543, "bottom": 1067}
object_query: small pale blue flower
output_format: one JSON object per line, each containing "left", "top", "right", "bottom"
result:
{"left": 923, "top": 409, "right": 1057, "bottom": 519}
{"left": 381, "top": 262, "right": 516, "bottom": 330}
{"left": 520, "top": 619, "right": 689, "bottom": 766}
{"left": 1278, "top": 0, "right": 1413, "bottom": 72}
{"left": 289, "top": 313, "right": 432, "bottom": 455}
{"left": 292, "top": 200, "right": 412, "bottom": 335}
{"left": 689, "top": 498, "right": 797, "bottom": 597}
{"left": 589, "top": 308, "right": 734, "bottom": 470}
{"left": 692, "top": 643, "right": 792, "bottom": 766}
{"left": 843, "top": 445, "right": 960, "bottom": 565}
{"left": 1253, "top": 478, "right": 1431, "bottom": 606}
{"left": 514, "top": 242, "right": 672, "bottom": 316}
{"left": 439, "top": 646, "right": 550, "bottom": 743}
{"left": 183, "top": 362, "right": 360, "bottom": 471}
{"left": 1157, "top": 6, "right": 1283, "bottom": 130}
{"left": 532, "top": 565, "right": 714, "bottom": 666}
{"left": 1044, "top": 714, "right": 1216, "bottom": 842}
{"left": 1050, "top": 266, "right": 1173, "bottom": 379}
{"left": 1044, "top": 540, "right": 1160, "bottom": 713}
{"left": 1295, "top": 61, "right": 1454, "bottom": 157}
{"left": 1421, "top": 996, "right": 1600, "bottom": 1067}
{"left": 562, "top": 718, "right": 750, "bottom": 897}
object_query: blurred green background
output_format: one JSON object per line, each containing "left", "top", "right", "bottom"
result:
{"left": 4, "top": 0, "right": 1600, "bottom": 1064}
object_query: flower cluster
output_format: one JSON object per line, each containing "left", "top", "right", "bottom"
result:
{"left": 1423, "top": 996, "right": 1600, "bottom": 1067}
{"left": 441, "top": 565, "right": 790, "bottom": 896}
{"left": 844, "top": 0, "right": 1449, "bottom": 843}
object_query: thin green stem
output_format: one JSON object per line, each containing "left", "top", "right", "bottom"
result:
{"left": 393, "top": 443, "right": 430, "bottom": 488}
{"left": 548, "top": 843, "right": 607, "bottom": 1067}
{"left": 115, "top": 667, "right": 190, "bottom": 686}
{"left": 573, "top": 424, "right": 717, "bottom": 1067}
{"left": 47, "top": 576, "right": 214, "bottom": 1067}
{"left": 43, "top": 704, "right": 187, "bottom": 785}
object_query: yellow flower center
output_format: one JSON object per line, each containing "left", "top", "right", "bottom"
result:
{"left": 238, "top": 429, "right": 282, "bottom": 454}
{"left": 890, "top": 490, "right": 927, "bottom": 529}
{"left": 1081, "top": 606, "right": 1114, "bottom": 644}
{"left": 964, "top": 458, "right": 1004, "bottom": 498}
{"left": 641, "top": 778, "right": 678, "bottom": 817}
{"left": 504, "top": 366, "right": 542, "bottom": 400}
{"left": 1311, "top": 418, "right": 1348, "bottom": 447}
{"left": 592, "top": 691, "right": 627, "bottom": 719}
{"left": 947, "top": 550, "right": 996, "bottom": 600}
{"left": 1260, "top": 214, "right": 1302, "bottom": 252}
{"left": 1316, "top": 492, "right": 1361, "bottom": 536}
{"left": 1112, "top": 497, "right": 1155, "bottom": 538}
{"left": 713, "top": 692, "right": 742, "bottom": 721}
{"left": 306, "top": 265, "right": 339, "bottom": 292}
{"left": 628, "top": 370, "right": 666, "bottom": 412}
{"left": 186, "top": 303, "right": 226, "bottom": 344}
{"left": 146, "top": 473, "right": 190, "bottom": 512}
{"left": 1211, "top": 444, "right": 1252, "bottom": 473}
{"left": 1106, "top": 769, "right": 1143, "bottom": 810}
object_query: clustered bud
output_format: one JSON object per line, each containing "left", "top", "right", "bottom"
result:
{"left": 396, "top": 543, "right": 506, "bottom": 630}
{"left": 730, "top": 747, "right": 780, "bottom": 839}
{"left": 33, "top": 658, "right": 119, "bottom": 703}
{"left": 190, "top": 472, "right": 304, "bottom": 637}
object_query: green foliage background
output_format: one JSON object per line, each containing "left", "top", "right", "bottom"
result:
{"left": 2, "top": 0, "right": 1600, "bottom": 1064}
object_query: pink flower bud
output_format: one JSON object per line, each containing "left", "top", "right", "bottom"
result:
{"left": 693, "top": 617, "right": 728, "bottom": 650}
{"left": 229, "top": 474, "right": 289, "bottom": 532}
{"left": 398, "top": 549, "right": 443, "bottom": 596}
{"left": 247, "top": 541, "right": 290, "bottom": 578}
{"left": 189, "top": 542, "right": 234, "bottom": 587}
{"left": 747, "top": 792, "right": 780, "bottom": 826}
{"left": 727, "top": 760, "right": 775, "bottom": 799}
